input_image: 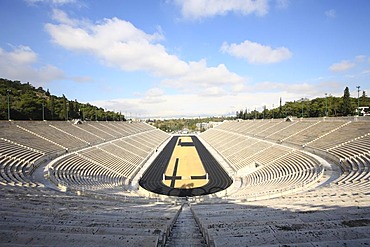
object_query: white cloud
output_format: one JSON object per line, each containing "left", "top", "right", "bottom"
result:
{"left": 51, "top": 8, "right": 79, "bottom": 26}
{"left": 329, "top": 60, "right": 355, "bottom": 72}
{"left": 92, "top": 90, "right": 307, "bottom": 118}
{"left": 25, "top": 0, "right": 76, "bottom": 5}
{"left": 173, "top": 0, "right": 269, "bottom": 20}
{"left": 253, "top": 81, "right": 341, "bottom": 97}
{"left": 161, "top": 59, "right": 244, "bottom": 93}
{"left": 325, "top": 9, "right": 336, "bottom": 18}
{"left": 45, "top": 10, "right": 245, "bottom": 91}
{"left": 355, "top": 55, "right": 366, "bottom": 62}
{"left": 139, "top": 88, "right": 166, "bottom": 104}
{"left": 0, "top": 45, "right": 64, "bottom": 86}
{"left": 91, "top": 80, "right": 344, "bottom": 118}
{"left": 6, "top": 45, "right": 37, "bottom": 64}
{"left": 221, "top": 40, "right": 292, "bottom": 64}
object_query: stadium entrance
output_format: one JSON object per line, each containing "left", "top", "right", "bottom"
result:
{"left": 139, "top": 135, "right": 233, "bottom": 197}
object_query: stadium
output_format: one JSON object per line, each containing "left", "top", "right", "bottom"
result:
{"left": 1, "top": 116, "right": 369, "bottom": 246}
{"left": 1, "top": 1, "right": 370, "bottom": 246}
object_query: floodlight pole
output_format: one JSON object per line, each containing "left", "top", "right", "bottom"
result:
{"left": 42, "top": 99, "right": 45, "bottom": 121}
{"left": 66, "top": 102, "right": 69, "bottom": 121}
{"left": 6, "top": 89, "right": 11, "bottom": 120}
{"left": 301, "top": 98, "right": 304, "bottom": 118}
{"left": 325, "top": 93, "right": 328, "bottom": 117}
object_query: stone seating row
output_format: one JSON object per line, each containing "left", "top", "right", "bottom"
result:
{"left": 17, "top": 123, "right": 88, "bottom": 150}
{"left": 99, "top": 143, "right": 143, "bottom": 166}
{"left": 1, "top": 121, "right": 157, "bottom": 155}
{"left": 332, "top": 155, "right": 370, "bottom": 185}
{"left": 216, "top": 119, "right": 370, "bottom": 154}
{"left": 1, "top": 123, "right": 63, "bottom": 154}
{"left": 201, "top": 129, "right": 292, "bottom": 171}
{"left": 0, "top": 138, "right": 44, "bottom": 162}
{"left": 113, "top": 139, "right": 148, "bottom": 157}
{"left": 50, "top": 122, "right": 106, "bottom": 145}
{"left": 51, "top": 129, "right": 169, "bottom": 190}
{"left": 201, "top": 123, "right": 325, "bottom": 200}
{"left": 0, "top": 121, "right": 167, "bottom": 188}
{"left": 51, "top": 153, "right": 124, "bottom": 190}
{"left": 78, "top": 148, "right": 136, "bottom": 178}
{"left": 0, "top": 185, "right": 181, "bottom": 247}
{"left": 286, "top": 121, "right": 347, "bottom": 146}
{"left": 0, "top": 139, "right": 44, "bottom": 187}
{"left": 328, "top": 135, "right": 370, "bottom": 158}
{"left": 230, "top": 151, "right": 322, "bottom": 200}
{"left": 204, "top": 119, "right": 370, "bottom": 193}
{"left": 191, "top": 198, "right": 370, "bottom": 247}
{"left": 306, "top": 121, "right": 368, "bottom": 150}
{"left": 0, "top": 156, "right": 39, "bottom": 187}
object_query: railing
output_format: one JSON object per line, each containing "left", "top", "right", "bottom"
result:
{"left": 157, "top": 203, "right": 184, "bottom": 247}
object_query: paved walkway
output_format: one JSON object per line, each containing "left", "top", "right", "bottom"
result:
{"left": 165, "top": 204, "right": 206, "bottom": 247}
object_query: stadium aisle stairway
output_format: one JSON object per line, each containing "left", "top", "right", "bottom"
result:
{"left": 164, "top": 203, "right": 206, "bottom": 247}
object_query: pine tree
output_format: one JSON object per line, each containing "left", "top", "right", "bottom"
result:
{"left": 341, "top": 87, "right": 352, "bottom": 116}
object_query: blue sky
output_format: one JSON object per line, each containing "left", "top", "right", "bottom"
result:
{"left": 0, "top": 0, "right": 369, "bottom": 118}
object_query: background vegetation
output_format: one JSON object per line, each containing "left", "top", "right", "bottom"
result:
{"left": 1, "top": 79, "right": 369, "bottom": 127}
{"left": 236, "top": 87, "right": 370, "bottom": 120}
{"left": 0, "top": 78, "right": 124, "bottom": 121}
{"left": 151, "top": 116, "right": 233, "bottom": 133}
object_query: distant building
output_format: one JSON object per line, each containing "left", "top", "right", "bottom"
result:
{"left": 196, "top": 121, "right": 223, "bottom": 131}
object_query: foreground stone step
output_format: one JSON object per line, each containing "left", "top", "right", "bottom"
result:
{"left": 0, "top": 230, "right": 158, "bottom": 247}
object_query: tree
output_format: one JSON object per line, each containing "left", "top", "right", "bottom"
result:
{"left": 341, "top": 87, "right": 352, "bottom": 116}
{"left": 49, "top": 96, "right": 55, "bottom": 120}
{"left": 361, "top": 90, "right": 367, "bottom": 105}
{"left": 62, "top": 95, "right": 67, "bottom": 120}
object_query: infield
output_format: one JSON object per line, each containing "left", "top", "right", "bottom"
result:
{"left": 163, "top": 136, "right": 208, "bottom": 189}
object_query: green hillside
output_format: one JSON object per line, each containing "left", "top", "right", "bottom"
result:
{"left": 0, "top": 78, "right": 124, "bottom": 121}
{"left": 236, "top": 87, "right": 370, "bottom": 120}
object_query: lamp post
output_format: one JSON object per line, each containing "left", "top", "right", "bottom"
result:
{"left": 356, "top": 86, "right": 360, "bottom": 115}
{"left": 6, "top": 89, "right": 11, "bottom": 120}
{"left": 42, "top": 99, "right": 45, "bottom": 121}
{"left": 301, "top": 98, "right": 304, "bottom": 118}
{"left": 66, "top": 101, "right": 69, "bottom": 121}
{"left": 325, "top": 93, "right": 328, "bottom": 117}
{"left": 272, "top": 104, "right": 274, "bottom": 119}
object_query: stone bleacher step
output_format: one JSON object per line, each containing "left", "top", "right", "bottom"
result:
{"left": 305, "top": 121, "right": 352, "bottom": 148}
{"left": 16, "top": 125, "right": 66, "bottom": 151}
{"left": 0, "top": 230, "right": 157, "bottom": 247}
{"left": 165, "top": 204, "right": 206, "bottom": 247}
